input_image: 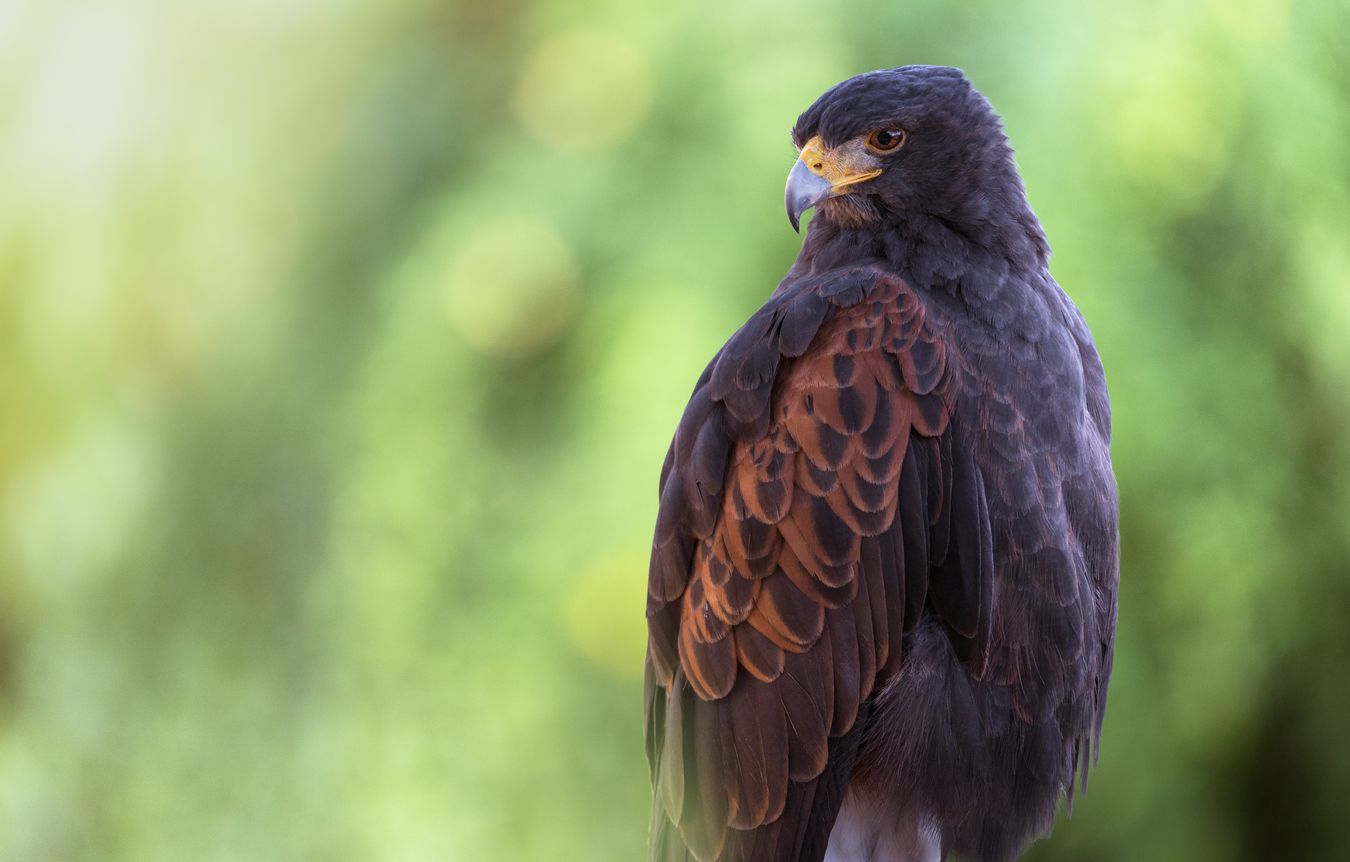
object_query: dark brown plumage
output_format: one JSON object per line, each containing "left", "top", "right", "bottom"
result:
{"left": 645, "top": 66, "right": 1118, "bottom": 862}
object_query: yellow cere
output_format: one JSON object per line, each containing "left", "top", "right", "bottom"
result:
{"left": 798, "top": 135, "right": 884, "bottom": 191}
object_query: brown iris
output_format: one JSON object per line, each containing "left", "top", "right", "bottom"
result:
{"left": 866, "top": 128, "right": 906, "bottom": 153}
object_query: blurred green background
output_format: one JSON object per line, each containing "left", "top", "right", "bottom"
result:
{"left": 3, "top": 0, "right": 1349, "bottom": 859}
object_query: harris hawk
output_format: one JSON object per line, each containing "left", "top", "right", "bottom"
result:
{"left": 644, "top": 67, "right": 1118, "bottom": 862}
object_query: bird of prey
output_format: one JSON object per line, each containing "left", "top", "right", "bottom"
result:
{"left": 644, "top": 66, "right": 1118, "bottom": 862}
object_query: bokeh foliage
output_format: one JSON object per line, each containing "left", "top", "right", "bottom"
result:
{"left": 2, "top": 0, "right": 1349, "bottom": 859}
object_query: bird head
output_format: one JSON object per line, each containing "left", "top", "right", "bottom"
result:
{"left": 785, "top": 66, "right": 1032, "bottom": 239}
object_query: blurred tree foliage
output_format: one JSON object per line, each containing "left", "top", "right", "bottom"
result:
{"left": 2, "top": 0, "right": 1349, "bottom": 859}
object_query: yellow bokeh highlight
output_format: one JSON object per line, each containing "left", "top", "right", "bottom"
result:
{"left": 565, "top": 552, "right": 648, "bottom": 680}
{"left": 1104, "top": 35, "right": 1240, "bottom": 208}
{"left": 1204, "top": 0, "right": 1291, "bottom": 42}
{"left": 513, "top": 29, "right": 653, "bottom": 153}
{"left": 444, "top": 215, "right": 579, "bottom": 357}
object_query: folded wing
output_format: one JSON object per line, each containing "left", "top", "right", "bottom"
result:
{"left": 645, "top": 269, "right": 994, "bottom": 861}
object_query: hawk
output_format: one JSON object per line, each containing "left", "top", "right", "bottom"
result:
{"left": 644, "top": 66, "right": 1118, "bottom": 862}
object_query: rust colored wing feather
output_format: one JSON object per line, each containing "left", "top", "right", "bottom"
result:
{"left": 645, "top": 269, "right": 989, "bottom": 861}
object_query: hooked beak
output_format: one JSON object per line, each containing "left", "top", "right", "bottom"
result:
{"left": 785, "top": 160, "right": 831, "bottom": 233}
{"left": 784, "top": 135, "right": 883, "bottom": 232}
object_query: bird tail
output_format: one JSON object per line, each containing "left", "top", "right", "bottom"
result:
{"left": 647, "top": 703, "right": 871, "bottom": 862}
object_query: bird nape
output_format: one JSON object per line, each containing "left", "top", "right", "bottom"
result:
{"left": 644, "top": 66, "right": 1119, "bottom": 862}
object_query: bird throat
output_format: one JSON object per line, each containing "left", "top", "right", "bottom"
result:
{"left": 818, "top": 194, "right": 883, "bottom": 229}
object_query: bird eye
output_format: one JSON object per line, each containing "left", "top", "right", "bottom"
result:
{"left": 866, "top": 128, "right": 906, "bottom": 153}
